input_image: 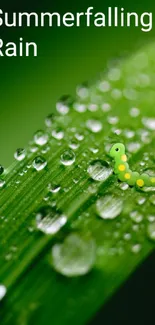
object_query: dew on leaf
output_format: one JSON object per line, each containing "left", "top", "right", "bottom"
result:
{"left": 87, "top": 160, "right": 112, "bottom": 182}
{"left": 101, "top": 103, "right": 111, "bottom": 112}
{"left": 45, "top": 114, "right": 55, "bottom": 127}
{"left": 52, "top": 233, "right": 96, "bottom": 277}
{"left": 131, "top": 243, "right": 142, "bottom": 254}
{"left": 130, "top": 211, "right": 143, "bottom": 223}
{"left": 36, "top": 206, "right": 67, "bottom": 235}
{"left": 52, "top": 128, "right": 64, "bottom": 140}
{"left": 48, "top": 183, "right": 61, "bottom": 194}
{"left": 96, "top": 194, "right": 123, "bottom": 220}
{"left": 73, "top": 102, "right": 87, "bottom": 113}
{"left": 129, "top": 107, "right": 140, "bottom": 117}
{"left": 32, "top": 156, "right": 47, "bottom": 171}
{"left": 56, "top": 95, "right": 72, "bottom": 115}
{"left": 34, "top": 130, "right": 49, "bottom": 146}
{"left": 14, "top": 148, "right": 26, "bottom": 161}
{"left": 147, "top": 222, "right": 155, "bottom": 241}
{"left": 0, "top": 285, "right": 7, "bottom": 301}
{"left": 142, "top": 117, "right": 155, "bottom": 130}
{"left": 86, "top": 119, "right": 102, "bottom": 133}
{"left": 0, "top": 179, "right": 5, "bottom": 188}
{"left": 60, "top": 149, "right": 75, "bottom": 166}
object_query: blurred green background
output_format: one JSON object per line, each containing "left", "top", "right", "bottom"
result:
{"left": 0, "top": 0, "right": 155, "bottom": 166}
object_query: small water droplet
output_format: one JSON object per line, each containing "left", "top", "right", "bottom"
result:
{"left": 149, "top": 195, "right": 155, "bottom": 205}
{"left": 101, "top": 103, "right": 111, "bottom": 112}
{"left": 56, "top": 95, "right": 72, "bottom": 115}
{"left": 0, "top": 285, "right": 7, "bottom": 301}
{"left": 52, "top": 128, "right": 64, "bottom": 140}
{"left": 86, "top": 119, "right": 102, "bottom": 133}
{"left": 52, "top": 233, "right": 96, "bottom": 277}
{"left": 129, "top": 107, "right": 140, "bottom": 117}
{"left": 32, "top": 156, "right": 47, "bottom": 171}
{"left": 45, "top": 114, "right": 55, "bottom": 127}
{"left": 96, "top": 194, "right": 123, "bottom": 220}
{"left": 34, "top": 130, "right": 49, "bottom": 146}
{"left": 131, "top": 243, "right": 141, "bottom": 254}
{"left": 147, "top": 222, "right": 155, "bottom": 241}
{"left": 14, "top": 148, "right": 26, "bottom": 161}
{"left": 130, "top": 211, "right": 143, "bottom": 223}
{"left": 36, "top": 206, "right": 67, "bottom": 235}
{"left": 87, "top": 160, "right": 112, "bottom": 182}
{"left": 60, "top": 149, "right": 75, "bottom": 166}
{"left": 69, "top": 140, "right": 79, "bottom": 150}
{"left": 48, "top": 183, "right": 61, "bottom": 193}
{"left": 120, "top": 182, "right": 129, "bottom": 191}
{"left": 142, "top": 117, "right": 155, "bottom": 130}
{"left": 0, "top": 179, "right": 5, "bottom": 188}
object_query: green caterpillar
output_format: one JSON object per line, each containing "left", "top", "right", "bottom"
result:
{"left": 109, "top": 143, "right": 155, "bottom": 188}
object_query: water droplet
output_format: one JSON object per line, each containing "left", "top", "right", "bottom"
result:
{"left": 149, "top": 195, "right": 155, "bottom": 205}
{"left": 32, "top": 156, "right": 47, "bottom": 171}
{"left": 147, "top": 222, "right": 155, "bottom": 241}
{"left": 74, "top": 102, "right": 86, "bottom": 113}
{"left": 96, "top": 194, "right": 123, "bottom": 220}
{"left": 142, "top": 117, "right": 155, "bottom": 130}
{"left": 48, "top": 183, "right": 61, "bottom": 193}
{"left": 129, "top": 107, "right": 140, "bottom": 117}
{"left": 120, "top": 182, "right": 129, "bottom": 191}
{"left": 52, "top": 128, "right": 64, "bottom": 140}
{"left": 131, "top": 243, "right": 141, "bottom": 254}
{"left": 127, "top": 142, "right": 141, "bottom": 153}
{"left": 45, "top": 114, "right": 55, "bottom": 127}
{"left": 0, "top": 179, "right": 5, "bottom": 188}
{"left": 98, "top": 80, "right": 111, "bottom": 93}
{"left": 56, "top": 95, "right": 72, "bottom": 115}
{"left": 107, "top": 116, "right": 119, "bottom": 125}
{"left": 77, "top": 83, "right": 89, "bottom": 99}
{"left": 86, "top": 119, "right": 102, "bottom": 133}
{"left": 14, "top": 148, "right": 26, "bottom": 161}
{"left": 108, "top": 68, "right": 121, "bottom": 81}
{"left": 52, "top": 233, "right": 96, "bottom": 277}
{"left": 0, "top": 285, "right": 7, "bottom": 300}
{"left": 36, "top": 206, "right": 67, "bottom": 235}
{"left": 60, "top": 149, "right": 75, "bottom": 166}
{"left": 34, "top": 130, "right": 49, "bottom": 146}
{"left": 101, "top": 103, "right": 111, "bottom": 112}
{"left": 69, "top": 140, "right": 79, "bottom": 150}
{"left": 87, "top": 160, "right": 112, "bottom": 182}
{"left": 130, "top": 211, "right": 143, "bottom": 223}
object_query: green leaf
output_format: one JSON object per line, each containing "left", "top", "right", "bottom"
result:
{"left": 0, "top": 42, "right": 155, "bottom": 325}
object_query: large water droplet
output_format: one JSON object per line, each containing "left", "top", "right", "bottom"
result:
{"left": 14, "top": 148, "right": 26, "bottom": 161}
{"left": 87, "top": 160, "right": 112, "bottom": 182}
{"left": 34, "top": 130, "right": 49, "bottom": 146}
{"left": 0, "top": 285, "right": 7, "bottom": 300}
{"left": 52, "top": 233, "right": 96, "bottom": 277}
{"left": 96, "top": 194, "right": 123, "bottom": 220}
{"left": 36, "top": 206, "right": 67, "bottom": 235}
{"left": 32, "top": 156, "right": 47, "bottom": 171}
{"left": 60, "top": 149, "right": 75, "bottom": 166}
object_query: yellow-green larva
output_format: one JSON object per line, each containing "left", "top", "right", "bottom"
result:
{"left": 109, "top": 143, "right": 155, "bottom": 188}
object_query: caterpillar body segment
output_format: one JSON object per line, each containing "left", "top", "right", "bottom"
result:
{"left": 110, "top": 143, "right": 155, "bottom": 188}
